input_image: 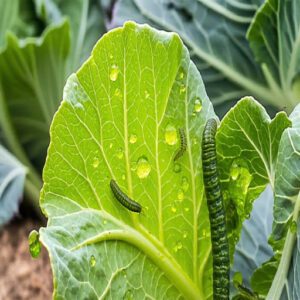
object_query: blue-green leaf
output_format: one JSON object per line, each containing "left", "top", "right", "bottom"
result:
{"left": 0, "top": 145, "right": 26, "bottom": 227}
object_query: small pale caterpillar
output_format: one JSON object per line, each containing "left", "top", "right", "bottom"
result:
{"left": 174, "top": 128, "right": 187, "bottom": 161}
{"left": 202, "top": 118, "right": 230, "bottom": 300}
{"left": 110, "top": 179, "right": 142, "bottom": 213}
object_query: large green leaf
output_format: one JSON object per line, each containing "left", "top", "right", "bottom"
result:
{"left": 0, "top": 21, "right": 70, "bottom": 173}
{"left": 216, "top": 98, "right": 291, "bottom": 257}
{"left": 0, "top": 144, "right": 26, "bottom": 227}
{"left": 256, "top": 104, "right": 300, "bottom": 299}
{"left": 39, "top": 21, "right": 217, "bottom": 299}
{"left": 248, "top": 0, "right": 300, "bottom": 108}
{"left": 231, "top": 186, "right": 273, "bottom": 291}
{"left": 34, "top": 0, "right": 105, "bottom": 72}
{"left": 111, "top": 0, "right": 285, "bottom": 116}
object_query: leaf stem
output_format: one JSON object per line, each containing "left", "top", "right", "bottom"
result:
{"left": 266, "top": 191, "right": 300, "bottom": 300}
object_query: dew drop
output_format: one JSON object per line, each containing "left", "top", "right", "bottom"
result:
{"left": 28, "top": 230, "right": 41, "bottom": 259}
{"left": 165, "top": 124, "right": 178, "bottom": 145}
{"left": 181, "top": 176, "right": 189, "bottom": 192}
{"left": 116, "top": 148, "right": 124, "bottom": 159}
{"left": 173, "top": 163, "right": 181, "bottom": 173}
{"left": 171, "top": 206, "right": 177, "bottom": 213}
{"left": 230, "top": 162, "right": 240, "bottom": 180}
{"left": 114, "top": 88, "right": 121, "bottom": 97}
{"left": 179, "top": 72, "right": 184, "bottom": 79}
{"left": 109, "top": 143, "right": 113, "bottom": 149}
{"left": 131, "top": 162, "right": 137, "bottom": 171}
{"left": 180, "top": 84, "right": 186, "bottom": 94}
{"left": 123, "top": 289, "right": 134, "bottom": 300}
{"left": 136, "top": 156, "right": 151, "bottom": 178}
{"left": 193, "top": 98, "right": 202, "bottom": 113}
{"left": 92, "top": 157, "right": 99, "bottom": 168}
{"left": 109, "top": 53, "right": 113, "bottom": 59}
{"left": 122, "top": 174, "right": 126, "bottom": 181}
{"left": 145, "top": 90, "right": 150, "bottom": 99}
{"left": 176, "top": 241, "right": 183, "bottom": 250}
{"left": 192, "top": 138, "right": 198, "bottom": 145}
{"left": 290, "top": 220, "right": 298, "bottom": 234}
{"left": 129, "top": 134, "right": 137, "bottom": 144}
{"left": 177, "top": 189, "right": 184, "bottom": 201}
{"left": 184, "top": 207, "right": 189, "bottom": 212}
{"left": 183, "top": 231, "right": 188, "bottom": 239}
{"left": 90, "top": 255, "right": 96, "bottom": 267}
{"left": 110, "top": 65, "right": 119, "bottom": 81}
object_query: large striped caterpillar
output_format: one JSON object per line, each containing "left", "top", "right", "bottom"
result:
{"left": 110, "top": 179, "right": 142, "bottom": 213}
{"left": 202, "top": 118, "right": 230, "bottom": 300}
{"left": 174, "top": 128, "right": 187, "bottom": 161}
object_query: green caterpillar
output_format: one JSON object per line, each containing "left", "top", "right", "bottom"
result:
{"left": 202, "top": 118, "right": 230, "bottom": 300}
{"left": 110, "top": 179, "right": 142, "bottom": 213}
{"left": 174, "top": 128, "right": 187, "bottom": 161}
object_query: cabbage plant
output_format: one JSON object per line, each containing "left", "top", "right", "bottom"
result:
{"left": 34, "top": 22, "right": 300, "bottom": 299}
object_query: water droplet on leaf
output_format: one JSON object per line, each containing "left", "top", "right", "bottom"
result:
{"left": 129, "top": 134, "right": 137, "bottom": 144}
{"left": 123, "top": 289, "right": 134, "bottom": 300}
{"left": 92, "top": 157, "right": 99, "bottom": 168}
{"left": 230, "top": 163, "right": 240, "bottom": 180}
{"left": 110, "top": 65, "right": 119, "bottom": 81}
{"left": 180, "top": 84, "right": 186, "bottom": 94}
{"left": 165, "top": 124, "right": 178, "bottom": 145}
{"left": 181, "top": 176, "right": 189, "bottom": 192}
{"left": 117, "top": 148, "right": 124, "bottom": 159}
{"left": 28, "top": 230, "right": 41, "bottom": 259}
{"left": 176, "top": 241, "right": 183, "bottom": 250}
{"left": 90, "top": 255, "right": 96, "bottom": 267}
{"left": 131, "top": 162, "right": 137, "bottom": 171}
{"left": 171, "top": 206, "right": 177, "bottom": 213}
{"left": 193, "top": 98, "right": 202, "bottom": 113}
{"left": 136, "top": 156, "right": 151, "bottom": 178}
{"left": 173, "top": 163, "right": 181, "bottom": 173}
{"left": 183, "top": 231, "right": 188, "bottom": 239}
{"left": 144, "top": 90, "right": 150, "bottom": 99}
{"left": 177, "top": 189, "right": 184, "bottom": 201}
{"left": 114, "top": 88, "right": 121, "bottom": 97}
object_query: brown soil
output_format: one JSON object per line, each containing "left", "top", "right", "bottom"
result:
{"left": 0, "top": 219, "right": 53, "bottom": 300}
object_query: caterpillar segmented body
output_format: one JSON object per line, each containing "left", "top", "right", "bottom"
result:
{"left": 110, "top": 179, "right": 142, "bottom": 213}
{"left": 174, "top": 128, "right": 187, "bottom": 161}
{"left": 202, "top": 118, "right": 230, "bottom": 300}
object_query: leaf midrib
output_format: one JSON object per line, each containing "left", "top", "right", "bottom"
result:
{"left": 66, "top": 210, "right": 203, "bottom": 300}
